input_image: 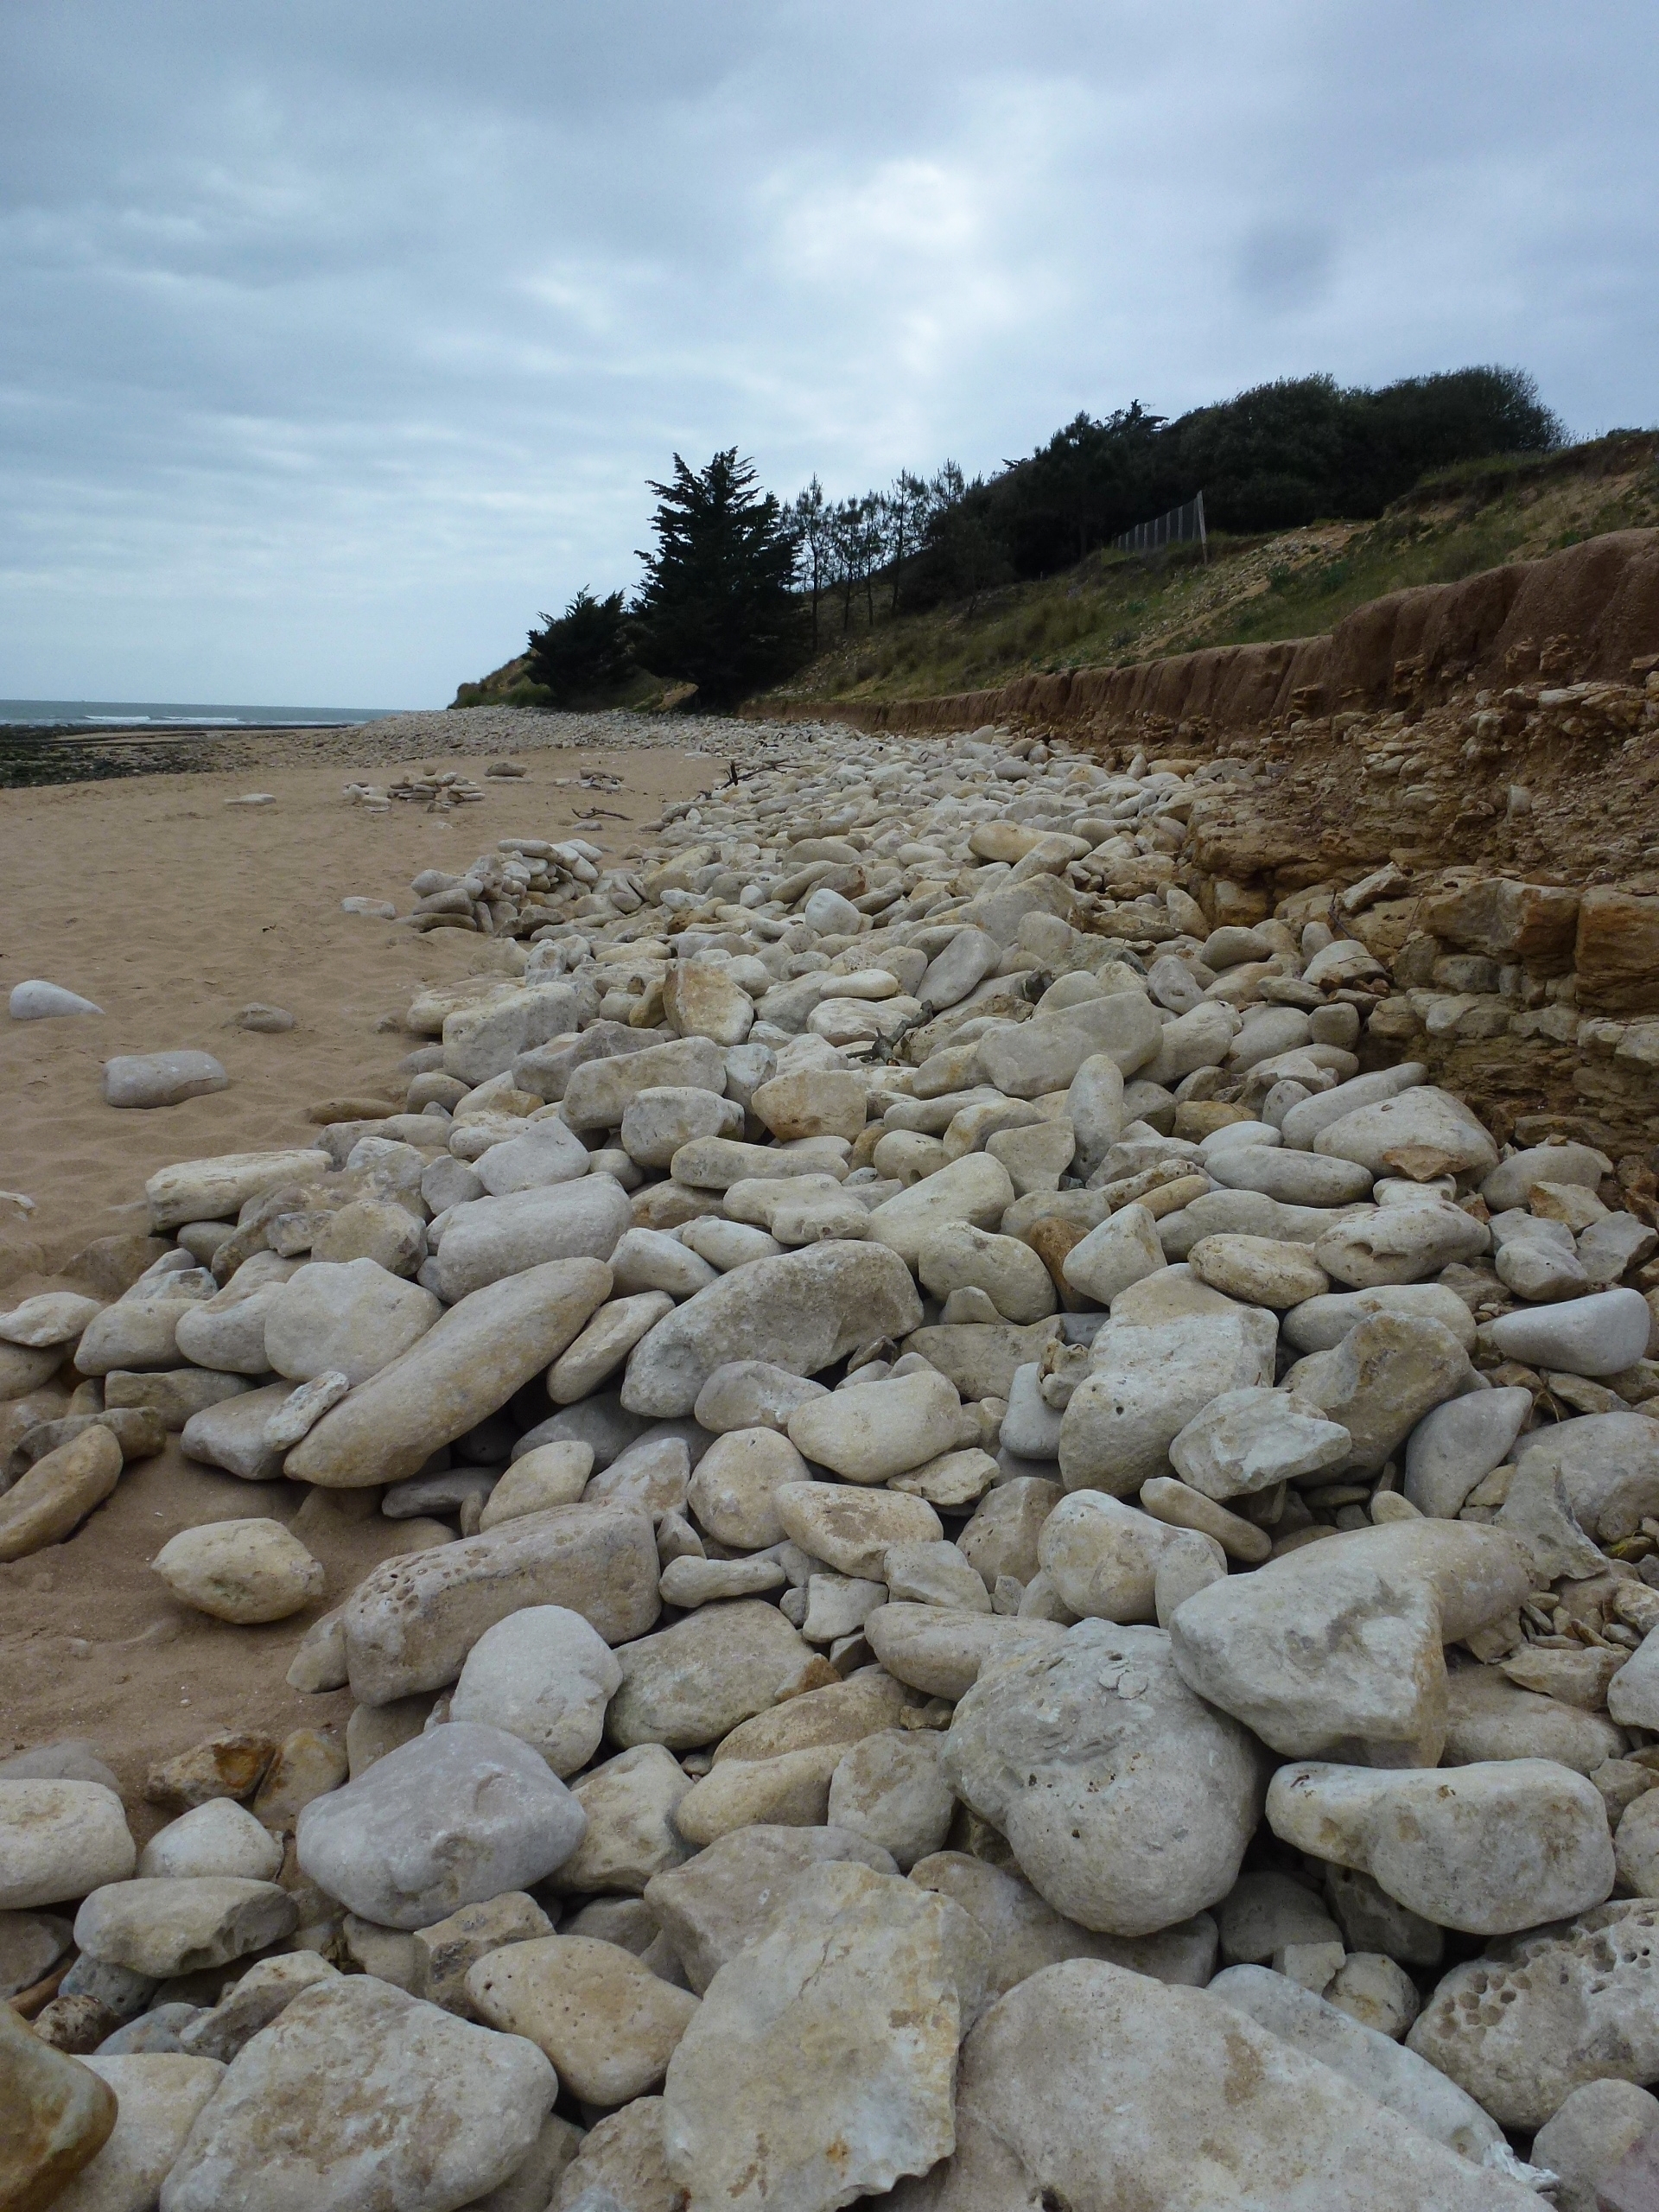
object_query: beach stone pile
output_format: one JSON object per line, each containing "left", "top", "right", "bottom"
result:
{"left": 344, "top": 768, "right": 490, "bottom": 812}
{"left": 9, "top": 721, "right": 1659, "bottom": 2209}
{"left": 392, "top": 830, "right": 620, "bottom": 939}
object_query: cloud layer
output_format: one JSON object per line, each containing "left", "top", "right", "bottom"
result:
{"left": 3, "top": 0, "right": 1654, "bottom": 704}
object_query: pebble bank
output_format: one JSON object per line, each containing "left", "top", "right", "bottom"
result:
{"left": 9, "top": 715, "right": 1659, "bottom": 2209}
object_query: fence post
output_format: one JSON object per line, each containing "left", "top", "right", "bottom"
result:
{"left": 1114, "top": 491, "right": 1207, "bottom": 560}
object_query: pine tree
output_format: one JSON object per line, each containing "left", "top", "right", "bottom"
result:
{"left": 879, "top": 469, "right": 933, "bottom": 615}
{"left": 524, "top": 588, "right": 633, "bottom": 702}
{"left": 789, "top": 475, "right": 831, "bottom": 652}
{"left": 634, "top": 450, "right": 808, "bottom": 706}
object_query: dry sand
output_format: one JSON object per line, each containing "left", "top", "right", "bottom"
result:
{"left": 0, "top": 736, "right": 724, "bottom": 1278}
{"left": 0, "top": 730, "right": 721, "bottom": 1820}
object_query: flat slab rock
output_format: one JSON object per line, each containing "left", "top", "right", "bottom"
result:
{"left": 74, "top": 1875, "right": 297, "bottom": 1979}
{"left": 663, "top": 1861, "right": 987, "bottom": 2212}
{"left": 340, "top": 1500, "right": 661, "bottom": 1704}
{"left": 143, "top": 1149, "right": 328, "bottom": 1232}
{"left": 287, "top": 1258, "right": 613, "bottom": 1489}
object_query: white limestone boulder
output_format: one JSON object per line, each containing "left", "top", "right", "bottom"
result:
{"left": 157, "top": 1974, "right": 555, "bottom": 2212}
{"left": 890, "top": 1958, "right": 1532, "bottom": 2212}
{"left": 942, "top": 1619, "right": 1262, "bottom": 1936}
{"left": 296, "top": 1722, "right": 587, "bottom": 1930}
{"left": 1268, "top": 1757, "right": 1615, "bottom": 1936}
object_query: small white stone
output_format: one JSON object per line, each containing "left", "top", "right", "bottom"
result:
{"left": 0, "top": 1781, "right": 135, "bottom": 1910}
{"left": 9, "top": 980, "right": 103, "bottom": 1020}
{"left": 449, "top": 1606, "right": 623, "bottom": 1775}
{"left": 137, "top": 1799, "right": 284, "bottom": 1882}
{"left": 102, "top": 1051, "right": 229, "bottom": 1109}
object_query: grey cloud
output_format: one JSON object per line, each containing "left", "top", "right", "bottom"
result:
{"left": 1236, "top": 224, "right": 1334, "bottom": 314}
{"left": 0, "top": 0, "right": 1655, "bottom": 703}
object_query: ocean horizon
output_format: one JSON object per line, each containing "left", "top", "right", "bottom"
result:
{"left": 0, "top": 697, "right": 410, "bottom": 728}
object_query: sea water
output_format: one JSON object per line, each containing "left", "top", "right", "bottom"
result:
{"left": 0, "top": 698, "right": 404, "bottom": 728}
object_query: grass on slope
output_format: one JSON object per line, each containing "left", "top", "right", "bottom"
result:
{"left": 760, "top": 431, "right": 1659, "bottom": 709}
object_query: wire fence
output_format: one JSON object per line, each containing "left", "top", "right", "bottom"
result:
{"left": 1114, "top": 489, "right": 1207, "bottom": 561}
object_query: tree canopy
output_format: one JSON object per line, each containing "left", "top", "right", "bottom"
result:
{"left": 632, "top": 449, "right": 808, "bottom": 706}
{"left": 505, "top": 363, "right": 1564, "bottom": 712}
{"left": 524, "top": 587, "right": 633, "bottom": 703}
{"left": 927, "top": 365, "right": 1564, "bottom": 586}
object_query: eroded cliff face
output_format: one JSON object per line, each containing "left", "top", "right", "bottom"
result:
{"left": 767, "top": 531, "right": 1659, "bottom": 1152}
{"left": 768, "top": 528, "right": 1659, "bottom": 749}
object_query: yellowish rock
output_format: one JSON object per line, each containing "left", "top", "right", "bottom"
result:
{"left": 786, "top": 1370, "right": 969, "bottom": 1486}
{"left": 674, "top": 1745, "right": 848, "bottom": 1845}
{"left": 548, "top": 1294, "right": 673, "bottom": 1405}
{"left": 712, "top": 1669, "right": 908, "bottom": 1766}
{"left": 751, "top": 1070, "right": 868, "bottom": 1143}
{"left": 467, "top": 1934, "right": 700, "bottom": 2104}
{"left": 152, "top": 1518, "right": 325, "bottom": 1624}
{"left": 479, "top": 1442, "right": 594, "bottom": 1529}
{"left": 251, "top": 1728, "right": 349, "bottom": 1832}
{"left": 1188, "top": 1235, "right": 1331, "bottom": 1308}
{"left": 0, "top": 1427, "right": 123, "bottom": 1562}
{"left": 663, "top": 963, "right": 753, "bottom": 1046}
{"left": 0, "top": 2004, "right": 118, "bottom": 2209}
{"left": 889, "top": 1447, "right": 1000, "bottom": 1510}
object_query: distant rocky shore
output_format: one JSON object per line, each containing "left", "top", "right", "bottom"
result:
{"left": 0, "top": 707, "right": 823, "bottom": 790}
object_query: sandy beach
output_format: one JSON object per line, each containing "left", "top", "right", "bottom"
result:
{"left": 0, "top": 724, "right": 717, "bottom": 1815}
{"left": 0, "top": 729, "right": 726, "bottom": 1286}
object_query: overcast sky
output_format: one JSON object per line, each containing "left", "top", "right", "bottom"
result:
{"left": 3, "top": 1, "right": 1655, "bottom": 708}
